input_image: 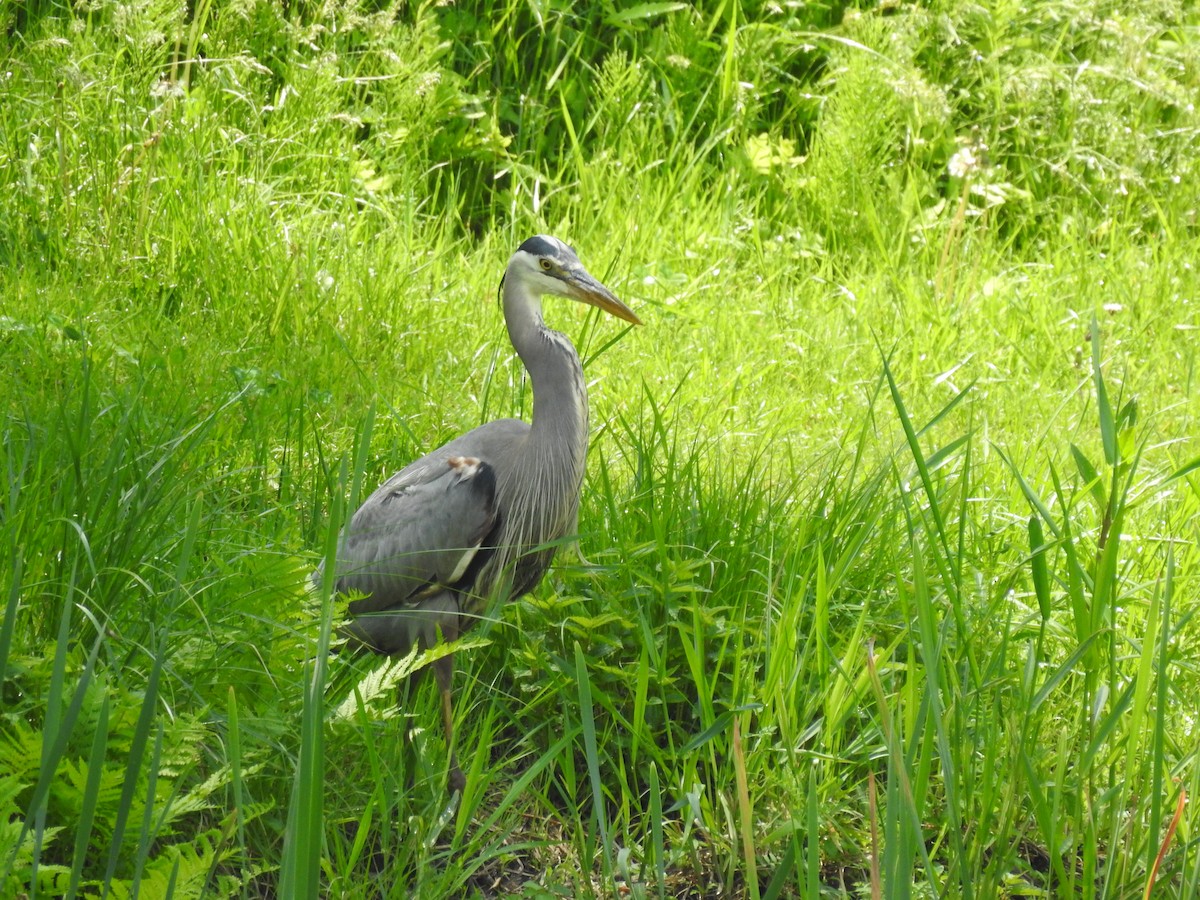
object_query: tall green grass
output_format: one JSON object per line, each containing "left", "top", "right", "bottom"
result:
{"left": 2, "top": 0, "right": 1199, "bottom": 896}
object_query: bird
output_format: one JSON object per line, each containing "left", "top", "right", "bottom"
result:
{"left": 316, "top": 235, "right": 641, "bottom": 792}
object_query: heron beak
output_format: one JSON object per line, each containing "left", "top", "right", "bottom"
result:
{"left": 565, "top": 268, "right": 642, "bottom": 325}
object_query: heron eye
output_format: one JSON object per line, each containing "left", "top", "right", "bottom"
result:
{"left": 539, "top": 259, "right": 552, "bottom": 271}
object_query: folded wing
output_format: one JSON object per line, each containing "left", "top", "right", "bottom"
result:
{"left": 321, "top": 455, "right": 499, "bottom": 615}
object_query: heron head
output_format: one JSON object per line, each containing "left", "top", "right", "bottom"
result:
{"left": 502, "top": 235, "right": 642, "bottom": 325}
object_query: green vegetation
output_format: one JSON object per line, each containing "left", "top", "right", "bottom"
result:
{"left": 2, "top": 0, "right": 1199, "bottom": 895}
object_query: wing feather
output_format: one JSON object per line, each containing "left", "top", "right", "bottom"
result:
{"left": 328, "top": 455, "right": 498, "bottom": 614}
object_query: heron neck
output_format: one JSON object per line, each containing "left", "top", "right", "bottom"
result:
{"left": 503, "top": 278, "right": 589, "bottom": 448}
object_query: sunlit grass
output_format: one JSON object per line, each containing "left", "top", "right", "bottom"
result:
{"left": 2, "top": 0, "right": 1199, "bottom": 896}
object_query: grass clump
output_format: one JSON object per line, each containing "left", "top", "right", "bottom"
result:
{"left": 2, "top": 0, "right": 1199, "bottom": 896}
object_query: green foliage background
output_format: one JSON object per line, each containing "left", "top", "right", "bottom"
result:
{"left": 1, "top": 0, "right": 1198, "bottom": 896}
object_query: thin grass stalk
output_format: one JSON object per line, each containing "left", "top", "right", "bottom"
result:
{"left": 759, "top": 828, "right": 797, "bottom": 900}
{"left": 1019, "top": 747, "right": 1070, "bottom": 887}
{"left": 173, "top": 491, "right": 203, "bottom": 587}
{"left": 1047, "top": 463, "right": 1095, "bottom": 651}
{"left": 1144, "top": 790, "right": 1187, "bottom": 900}
{"left": 806, "top": 772, "right": 820, "bottom": 898}
{"left": 130, "top": 721, "right": 166, "bottom": 896}
{"left": 648, "top": 761, "right": 665, "bottom": 900}
{"left": 574, "top": 641, "right": 613, "bottom": 892}
{"left": 878, "top": 353, "right": 953, "bottom": 578}
{"left": 65, "top": 691, "right": 109, "bottom": 900}
{"left": 478, "top": 727, "right": 581, "bottom": 839}
{"left": 906, "top": 532, "right": 969, "bottom": 898}
{"left": 865, "top": 641, "right": 939, "bottom": 899}
{"left": 1118, "top": 549, "right": 1164, "bottom": 884}
{"left": 280, "top": 464, "right": 343, "bottom": 898}
{"left": 882, "top": 745, "right": 909, "bottom": 898}
{"left": 11, "top": 624, "right": 103, "bottom": 894}
{"left": 1184, "top": 757, "right": 1200, "bottom": 897}
{"left": 343, "top": 798, "right": 374, "bottom": 878}
{"left": 717, "top": 0, "right": 739, "bottom": 114}
{"left": 282, "top": 405, "right": 374, "bottom": 895}
{"left": 0, "top": 544, "right": 19, "bottom": 686}
{"left": 29, "top": 575, "right": 74, "bottom": 898}
{"left": 1147, "top": 548, "right": 1174, "bottom": 881}
{"left": 731, "top": 713, "right": 759, "bottom": 900}
{"left": 1020, "top": 511, "right": 1054, "bottom": 883}
{"left": 278, "top": 606, "right": 330, "bottom": 897}
{"left": 630, "top": 643, "right": 651, "bottom": 769}
{"left": 868, "top": 770, "right": 881, "bottom": 900}
{"left": 350, "top": 686, "right": 394, "bottom": 862}
{"left": 1090, "top": 316, "right": 1116, "bottom": 468}
{"left": 880, "top": 352, "right": 978, "bottom": 695}
{"left": 226, "top": 687, "right": 248, "bottom": 898}
{"left": 164, "top": 855, "right": 181, "bottom": 898}
{"left": 814, "top": 542, "right": 828, "bottom": 685}
{"left": 101, "top": 634, "right": 163, "bottom": 898}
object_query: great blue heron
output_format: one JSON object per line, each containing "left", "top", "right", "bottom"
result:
{"left": 317, "top": 235, "right": 640, "bottom": 792}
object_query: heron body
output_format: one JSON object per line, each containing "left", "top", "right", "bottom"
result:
{"left": 317, "top": 235, "right": 640, "bottom": 791}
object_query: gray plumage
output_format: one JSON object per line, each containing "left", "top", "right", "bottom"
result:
{"left": 316, "top": 235, "right": 640, "bottom": 792}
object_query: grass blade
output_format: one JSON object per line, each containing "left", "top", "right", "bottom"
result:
{"left": 226, "top": 687, "right": 248, "bottom": 893}
{"left": 761, "top": 827, "right": 798, "bottom": 900}
{"left": 281, "top": 482, "right": 342, "bottom": 899}
{"left": 879, "top": 349, "right": 951, "bottom": 562}
{"left": 130, "top": 721, "right": 166, "bottom": 896}
{"left": 1143, "top": 789, "right": 1187, "bottom": 900}
{"left": 1162, "top": 455, "right": 1200, "bottom": 484}
{"left": 915, "top": 380, "right": 976, "bottom": 440}
{"left": 574, "top": 641, "right": 612, "bottom": 884}
{"left": 996, "top": 444, "right": 1062, "bottom": 539}
{"left": 649, "top": 762, "right": 665, "bottom": 900}
{"left": 807, "top": 773, "right": 821, "bottom": 899}
{"left": 8, "top": 627, "right": 103, "bottom": 890}
{"left": 1090, "top": 315, "right": 1117, "bottom": 466}
{"left": 732, "top": 713, "right": 759, "bottom": 900}
{"left": 0, "top": 545, "right": 19, "bottom": 687}
{"left": 1069, "top": 443, "right": 1107, "bottom": 510}
{"left": 102, "top": 637, "right": 163, "bottom": 898}
{"left": 1031, "top": 632, "right": 1102, "bottom": 712}
{"left": 1028, "top": 515, "right": 1051, "bottom": 621}
{"left": 66, "top": 692, "right": 109, "bottom": 900}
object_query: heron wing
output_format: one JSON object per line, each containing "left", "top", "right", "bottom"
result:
{"left": 328, "top": 454, "right": 500, "bottom": 614}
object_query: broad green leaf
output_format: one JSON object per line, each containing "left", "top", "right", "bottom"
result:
{"left": 1028, "top": 515, "right": 1051, "bottom": 620}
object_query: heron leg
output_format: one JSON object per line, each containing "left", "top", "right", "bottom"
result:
{"left": 432, "top": 652, "right": 465, "bottom": 794}
{"left": 398, "top": 667, "right": 423, "bottom": 790}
